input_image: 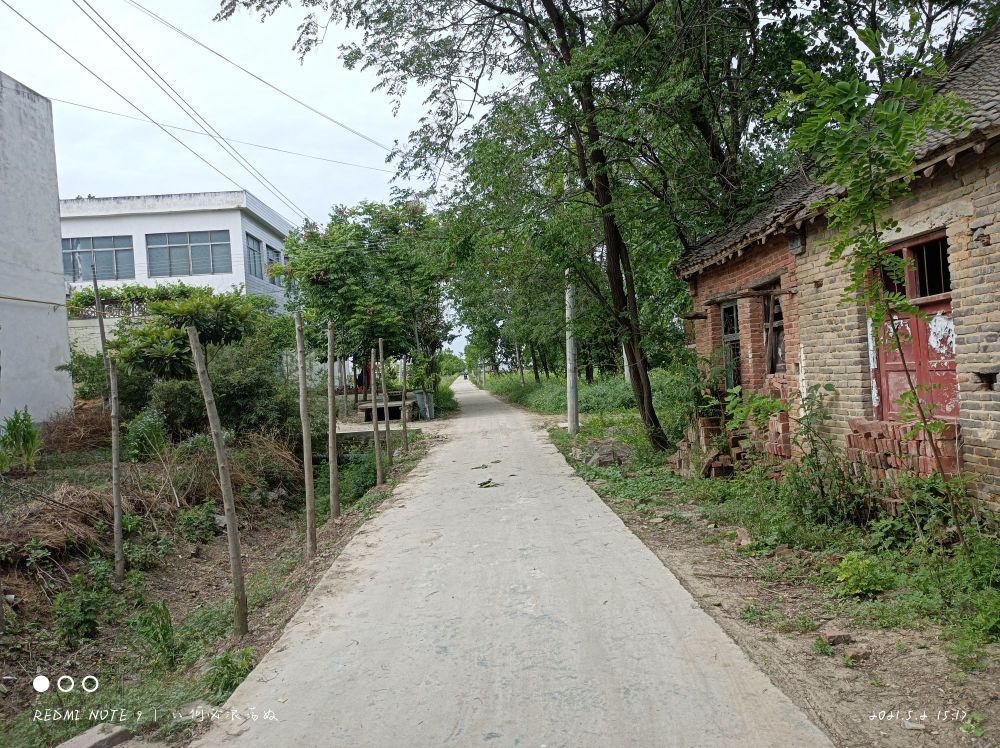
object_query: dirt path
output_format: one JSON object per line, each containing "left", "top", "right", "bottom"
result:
{"left": 190, "top": 380, "right": 831, "bottom": 747}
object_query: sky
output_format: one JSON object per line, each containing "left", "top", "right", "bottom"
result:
{"left": 0, "top": 0, "right": 424, "bottom": 220}
{"left": 0, "top": 0, "right": 467, "bottom": 352}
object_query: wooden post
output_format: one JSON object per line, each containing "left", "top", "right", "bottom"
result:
{"left": 341, "top": 356, "right": 349, "bottom": 418}
{"left": 565, "top": 269, "right": 579, "bottom": 435}
{"left": 352, "top": 359, "right": 359, "bottom": 405}
{"left": 295, "top": 313, "right": 317, "bottom": 559}
{"left": 401, "top": 356, "right": 410, "bottom": 453}
{"left": 378, "top": 338, "right": 393, "bottom": 467}
{"left": 91, "top": 268, "right": 124, "bottom": 583}
{"left": 327, "top": 322, "right": 340, "bottom": 519}
{"left": 371, "top": 348, "right": 384, "bottom": 485}
{"left": 109, "top": 362, "right": 124, "bottom": 584}
{"left": 187, "top": 326, "right": 248, "bottom": 636}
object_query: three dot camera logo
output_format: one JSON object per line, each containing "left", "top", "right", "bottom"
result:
{"left": 32, "top": 674, "right": 99, "bottom": 694}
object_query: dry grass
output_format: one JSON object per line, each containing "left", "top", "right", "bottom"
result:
{"left": 41, "top": 403, "right": 111, "bottom": 452}
{"left": 0, "top": 483, "right": 136, "bottom": 562}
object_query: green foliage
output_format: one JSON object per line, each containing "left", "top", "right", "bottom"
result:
{"left": 133, "top": 601, "right": 181, "bottom": 671}
{"left": 52, "top": 574, "right": 102, "bottom": 645}
{"left": 123, "top": 407, "right": 169, "bottom": 462}
{"left": 66, "top": 281, "right": 203, "bottom": 317}
{"left": 433, "top": 378, "right": 459, "bottom": 415}
{"left": 205, "top": 647, "right": 257, "bottom": 703}
{"left": 835, "top": 552, "right": 896, "bottom": 597}
{"left": 58, "top": 345, "right": 109, "bottom": 400}
{"left": 437, "top": 351, "right": 466, "bottom": 376}
{"left": 812, "top": 636, "right": 834, "bottom": 656}
{"left": 1, "top": 408, "right": 42, "bottom": 472}
{"left": 176, "top": 502, "right": 217, "bottom": 543}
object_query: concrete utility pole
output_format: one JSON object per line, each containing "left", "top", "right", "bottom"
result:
{"left": 294, "top": 313, "right": 317, "bottom": 559}
{"left": 565, "top": 269, "right": 579, "bottom": 435}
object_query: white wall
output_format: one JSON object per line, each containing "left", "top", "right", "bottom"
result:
{"left": 241, "top": 212, "right": 287, "bottom": 307}
{"left": 0, "top": 72, "right": 74, "bottom": 422}
{"left": 61, "top": 208, "right": 248, "bottom": 296}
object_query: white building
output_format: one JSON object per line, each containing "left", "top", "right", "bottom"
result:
{"left": 59, "top": 190, "right": 293, "bottom": 306}
{"left": 0, "top": 72, "right": 74, "bottom": 422}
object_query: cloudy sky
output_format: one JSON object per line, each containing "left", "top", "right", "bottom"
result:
{"left": 2, "top": 0, "right": 469, "bottom": 352}
{"left": 0, "top": 0, "right": 429, "bottom": 224}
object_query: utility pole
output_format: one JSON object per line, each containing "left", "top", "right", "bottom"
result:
{"left": 294, "top": 313, "right": 317, "bottom": 559}
{"left": 565, "top": 269, "right": 579, "bottom": 435}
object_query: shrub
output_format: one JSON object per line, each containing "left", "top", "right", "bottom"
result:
{"left": 123, "top": 407, "right": 169, "bottom": 462}
{"left": 835, "top": 551, "right": 896, "bottom": 597}
{"left": 205, "top": 647, "right": 257, "bottom": 703}
{"left": 52, "top": 574, "right": 101, "bottom": 646}
{"left": 58, "top": 345, "right": 109, "bottom": 400}
{"left": 149, "top": 379, "right": 205, "bottom": 436}
{"left": 176, "top": 502, "right": 217, "bottom": 543}
{"left": 434, "top": 378, "right": 459, "bottom": 414}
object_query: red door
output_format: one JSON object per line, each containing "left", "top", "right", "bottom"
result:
{"left": 874, "top": 234, "right": 958, "bottom": 422}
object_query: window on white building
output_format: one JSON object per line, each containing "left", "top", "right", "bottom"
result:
{"left": 62, "top": 236, "right": 135, "bottom": 281}
{"left": 246, "top": 233, "right": 263, "bottom": 279}
{"left": 266, "top": 245, "right": 282, "bottom": 285}
{"left": 146, "top": 231, "right": 232, "bottom": 277}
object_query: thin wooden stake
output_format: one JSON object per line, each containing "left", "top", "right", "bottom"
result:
{"left": 341, "top": 356, "right": 349, "bottom": 418}
{"left": 378, "top": 337, "right": 393, "bottom": 467}
{"left": 295, "top": 313, "right": 317, "bottom": 558}
{"left": 401, "top": 356, "right": 409, "bottom": 453}
{"left": 371, "top": 348, "right": 384, "bottom": 485}
{"left": 91, "top": 268, "right": 123, "bottom": 583}
{"left": 327, "top": 322, "right": 340, "bottom": 519}
{"left": 187, "top": 326, "right": 248, "bottom": 636}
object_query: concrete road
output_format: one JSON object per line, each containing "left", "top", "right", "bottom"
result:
{"left": 192, "top": 379, "right": 831, "bottom": 748}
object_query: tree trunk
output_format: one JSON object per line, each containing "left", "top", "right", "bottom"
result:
{"left": 352, "top": 359, "right": 359, "bottom": 405}
{"left": 327, "top": 322, "right": 340, "bottom": 520}
{"left": 529, "top": 342, "right": 540, "bottom": 382}
{"left": 187, "top": 326, "right": 248, "bottom": 637}
{"left": 378, "top": 338, "right": 393, "bottom": 468}
{"left": 540, "top": 347, "right": 551, "bottom": 379}
{"left": 516, "top": 342, "right": 525, "bottom": 385}
{"left": 576, "top": 74, "right": 669, "bottom": 451}
{"left": 294, "top": 313, "right": 317, "bottom": 558}
{"left": 370, "top": 349, "right": 385, "bottom": 485}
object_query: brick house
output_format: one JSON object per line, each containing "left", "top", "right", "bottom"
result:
{"left": 674, "top": 29, "right": 1000, "bottom": 507}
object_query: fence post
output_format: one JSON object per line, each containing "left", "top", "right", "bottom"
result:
{"left": 91, "top": 267, "right": 124, "bottom": 583}
{"left": 371, "top": 348, "right": 384, "bottom": 485}
{"left": 295, "top": 313, "right": 317, "bottom": 558}
{"left": 327, "top": 322, "right": 340, "bottom": 519}
{"left": 187, "top": 326, "right": 248, "bottom": 636}
{"left": 401, "top": 356, "right": 410, "bottom": 453}
{"left": 378, "top": 338, "right": 393, "bottom": 467}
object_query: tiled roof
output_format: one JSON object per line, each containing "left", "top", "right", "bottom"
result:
{"left": 676, "top": 26, "right": 1000, "bottom": 278}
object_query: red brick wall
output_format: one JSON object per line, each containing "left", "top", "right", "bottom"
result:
{"left": 688, "top": 235, "right": 799, "bottom": 456}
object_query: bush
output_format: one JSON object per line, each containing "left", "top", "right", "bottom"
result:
{"left": 59, "top": 346, "right": 109, "bottom": 400}
{"left": 176, "top": 502, "right": 217, "bottom": 543}
{"left": 149, "top": 379, "right": 205, "bottom": 436}
{"left": 123, "top": 407, "right": 169, "bottom": 462}
{"left": 835, "top": 551, "right": 896, "bottom": 597}
{"left": 52, "top": 574, "right": 102, "bottom": 646}
{"left": 205, "top": 647, "right": 257, "bottom": 703}
{"left": 434, "top": 378, "right": 459, "bottom": 414}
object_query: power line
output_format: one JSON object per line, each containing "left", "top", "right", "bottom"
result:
{"left": 70, "top": 0, "right": 310, "bottom": 222}
{"left": 121, "top": 0, "right": 392, "bottom": 152}
{"left": 50, "top": 97, "right": 396, "bottom": 173}
{"left": 0, "top": 0, "right": 252, "bottom": 200}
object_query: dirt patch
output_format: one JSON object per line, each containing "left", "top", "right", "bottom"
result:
{"left": 601, "top": 495, "right": 999, "bottom": 747}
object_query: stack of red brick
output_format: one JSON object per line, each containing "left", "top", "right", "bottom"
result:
{"left": 846, "top": 419, "right": 961, "bottom": 479}
{"left": 763, "top": 411, "right": 792, "bottom": 459}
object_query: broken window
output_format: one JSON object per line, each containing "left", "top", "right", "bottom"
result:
{"left": 911, "top": 236, "right": 951, "bottom": 298}
{"left": 763, "top": 287, "right": 786, "bottom": 374}
{"left": 721, "top": 301, "right": 741, "bottom": 389}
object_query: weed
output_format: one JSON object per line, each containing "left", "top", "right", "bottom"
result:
{"left": 176, "top": 502, "right": 218, "bottom": 543}
{"left": 1, "top": 408, "right": 42, "bottom": 471}
{"left": 841, "top": 653, "right": 856, "bottom": 668}
{"left": 777, "top": 612, "right": 818, "bottom": 634}
{"left": 739, "top": 604, "right": 772, "bottom": 625}
{"left": 835, "top": 552, "right": 895, "bottom": 597}
{"left": 205, "top": 647, "right": 257, "bottom": 703}
{"left": 52, "top": 574, "right": 101, "bottom": 646}
{"left": 123, "top": 407, "right": 169, "bottom": 462}
{"left": 134, "top": 601, "right": 181, "bottom": 670}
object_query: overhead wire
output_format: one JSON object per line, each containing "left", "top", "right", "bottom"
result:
{"left": 70, "top": 0, "right": 311, "bottom": 222}
{"left": 48, "top": 97, "right": 395, "bottom": 173}
{"left": 0, "top": 0, "right": 254, "bottom": 201}
{"left": 121, "top": 0, "right": 392, "bottom": 152}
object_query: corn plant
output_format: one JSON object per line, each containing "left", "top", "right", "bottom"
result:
{"left": 1, "top": 408, "right": 41, "bottom": 472}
